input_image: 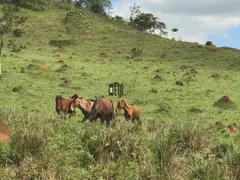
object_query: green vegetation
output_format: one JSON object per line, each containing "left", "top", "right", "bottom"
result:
{"left": 130, "top": 3, "right": 167, "bottom": 35}
{"left": 74, "top": 0, "right": 112, "bottom": 15}
{"left": 62, "top": 9, "right": 90, "bottom": 42}
{"left": 0, "top": 1, "right": 240, "bottom": 179}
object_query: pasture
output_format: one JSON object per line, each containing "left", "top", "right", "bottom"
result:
{"left": 1, "top": 4, "right": 240, "bottom": 179}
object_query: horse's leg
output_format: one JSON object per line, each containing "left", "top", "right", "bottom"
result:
{"left": 82, "top": 116, "right": 87, "bottom": 123}
{"left": 129, "top": 113, "right": 133, "bottom": 122}
{"left": 106, "top": 116, "right": 110, "bottom": 127}
{"left": 59, "top": 111, "right": 64, "bottom": 119}
{"left": 68, "top": 112, "right": 72, "bottom": 119}
{"left": 137, "top": 117, "right": 141, "bottom": 125}
{"left": 131, "top": 117, "right": 134, "bottom": 122}
{"left": 57, "top": 111, "right": 61, "bottom": 119}
{"left": 100, "top": 114, "right": 105, "bottom": 124}
{"left": 124, "top": 112, "right": 129, "bottom": 121}
{"left": 64, "top": 111, "right": 68, "bottom": 120}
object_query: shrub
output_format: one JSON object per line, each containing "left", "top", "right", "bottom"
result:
{"left": 156, "top": 103, "right": 171, "bottom": 113}
{"left": 78, "top": 120, "right": 146, "bottom": 163}
{"left": 10, "top": 131, "right": 46, "bottom": 164}
{"left": 149, "top": 88, "right": 158, "bottom": 93}
{"left": 12, "top": 28, "right": 24, "bottom": 37}
{"left": 167, "top": 122, "right": 216, "bottom": 154}
{"left": 49, "top": 39, "right": 73, "bottom": 47}
{"left": 151, "top": 132, "right": 177, "bottom": 180}
{"left": 56, "top": 64, "right": 69, "bottom": 73}
{"left": 21, "top": 0, "right": 49, "bottom": 11}
{"left": 12, "top": 85, "right": 23, "bottom": 92}
{"left": 189, "top": 156, "right": 225, "bottom": 180}
{"left": 0, "top": 143, "right": 10, "bottom": 165}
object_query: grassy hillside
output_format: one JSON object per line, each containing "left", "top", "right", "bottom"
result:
{"left": 1, "top": 4, "right": 240, "bottom": 179}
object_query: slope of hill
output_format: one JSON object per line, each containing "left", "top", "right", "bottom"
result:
{"left": 0, "top": 4, "right": 240, "bottom": 179}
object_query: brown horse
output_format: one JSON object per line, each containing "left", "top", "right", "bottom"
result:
{"left": 55, "top": 95, "right": 74, "bottom": 118}
{"left": 69, "top": 94, "right": 101, "bottom": 122}
{"left": 116, "top": 99, "right": 140, "bottom": 121}
{"left": 89, "top": 98, "right": 114, "bottom": 127}
{"left": 0, "top": 120, "right": 12, "bottom": 144}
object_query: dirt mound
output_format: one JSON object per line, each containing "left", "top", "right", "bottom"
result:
{"left": 39, "top": 66, "right": 51, "bottom": 72}
{"left": 214, "top": 96, "right": 235, "bottom": 109}
{"left": 100, "top": 52, "right": 108, "bottom": 57}
{"left": 227, "top": 124, "right": 238, "bottom": 134}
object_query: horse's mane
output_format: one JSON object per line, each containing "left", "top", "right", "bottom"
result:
{"left": 122, "top": 100, "right": 131, "bottom": 109}
{"left": 71, "top": 94, "right": 78, "bottom": 100}
{"left": 87, "top": 99, "right": 95, "bottom": 102}
{"left": 56, "top": 95, "right": 62, "bottom": 102}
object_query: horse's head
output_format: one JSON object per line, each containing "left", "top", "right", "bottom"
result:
{"left": 55, "top": 95, "right": 62, "bottom": 102}
{"left": 55, "top": 95, "right": 62, "bottom": 106}
{"left": 69, "top": 95, "right": 83, "bottom": 111}
{"left": 116, "top": 99, "right": 125, "bottom": 113}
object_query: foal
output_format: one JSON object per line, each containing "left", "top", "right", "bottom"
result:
{"left": 55, "top": 95, "right": 74, "bottom": 119}
{"left": 116, "top": 99, "right": 140, "bottom": 121}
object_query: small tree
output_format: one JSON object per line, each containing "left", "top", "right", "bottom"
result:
{"left": 12, "top": 0, "right": 22, "bottom": 11}
{"left": 0, "top": 6, "right": 14, "bottom": 76}
{"left": 75, "top": 0, "right": 112, "bottom": 15}
{"left": 0, "top": 5, "right": 26, "bottom": 76}
{"left": 129, "top": 4, "right": 167, "bottom": 36}
{"left": 129, "top": 3, "right": 141, "bottom": 22}
{"left": 171, "top": 28, "right": 178, "bottom": 39}
{"left": 62, "top": 9, "right": 90, "bottom": 43}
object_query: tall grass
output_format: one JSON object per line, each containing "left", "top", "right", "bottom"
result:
{"left": 0, "top": 3, "right": 240, "bottom": 179}
{"left": 0, "top": 108, "right": 240, "bottom": 179}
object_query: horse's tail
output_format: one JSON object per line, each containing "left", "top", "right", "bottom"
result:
{"left": 55, "top": 96, "right": 61, "bottom": 114}
{"left": 110, "top": 99, "right": 114, "bottom": 120}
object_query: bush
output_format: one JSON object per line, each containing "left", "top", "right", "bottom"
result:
{"left": 189, "top": 156, "right": 225, "bottom": 180}
{"left": 21, "top": 0, "right": 49, "bottom": 11}
{"left": 10, "top": 131, "right": 46, "bottom": 164}
{"left": 56, "top": 64, "right": 69, "bottom": 73}
{"left": 49, "top": 39, "right": 73, "bottom": 47}
{"left": 167, "top": 122, "right": 216, "bottom": 154}
{"left": 151, "top": 132, "right": 177, "bottom": 179}
{"left": 0, "top": 143, "right": 10, "bottom": 165}
{"left": 12, "top": 28, "right": 24, "bottom": 37}
{"left": 12, "top": 85, "right": 23, "bottom": 92}
{"left": 78, "top": 119, "right": 146, "bottom": 162}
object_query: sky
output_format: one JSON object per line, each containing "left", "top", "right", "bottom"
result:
{"left": 110, "top": 0, "right": 240, "bottom": 49}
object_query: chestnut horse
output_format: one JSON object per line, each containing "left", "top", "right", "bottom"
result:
{"left": 116, "top": 99, "right": 140, "bottom": 121}
{"left": 0, "top": 120, "right": 12, "bottom": 144}
{"left": 89, "top": 98, "right": 114, "bottom": 127}
{"left": 69, "top": 94, "right": 102, "bottom": 122}
{"left": 55, "top": 95, "right": 74, "bottom": 118}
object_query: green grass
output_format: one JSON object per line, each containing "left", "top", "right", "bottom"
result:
{"left": 1, "top": 3, "right": 240, "bottom": 179}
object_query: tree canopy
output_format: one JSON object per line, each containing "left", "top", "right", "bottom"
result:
{"left": 62, "top": 9, "right": 90, "bottom": 42}
{"left": 75, "top": 0, "right": 112, "bottom": 15}
{"left": 129, "top": 4, "right": 167, "bottom": 36}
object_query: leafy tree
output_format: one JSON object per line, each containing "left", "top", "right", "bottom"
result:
{"left": 75, "top": 0, "right": 112, "bottom": 15}
{"left": 0, "top": 5, "right": 26, "bottom": 75}
{"left": 129, "top": 4, "right": 167, "bottom": 36}
{"left": 62, "top": 9, "right": 90, "bottom": 43}
{"left": 11, "top": 0, "right": 49, "bottom": 11}
{"left": 112, "top": 15, "right": 126, "bottom": 24}
{"left": 0, "top": 6, "right": 14, "bottom": 76}
{"left": 129, "top": 3, "right": 141, "bottom": 22}
{"left": 171, "top": 28, "right": 178, "bottom": 33}
{"left": 171, "top": 28, "right": 178, "bottom": 39}
{"left": 12, "top": 0, "right": 22, "bottom": 11}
